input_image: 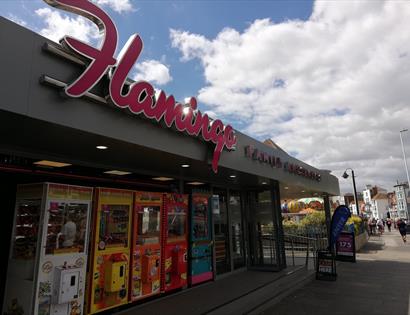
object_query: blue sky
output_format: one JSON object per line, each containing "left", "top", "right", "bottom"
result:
{"left": 2, "top": 0, "right": 410, "bottom": 194}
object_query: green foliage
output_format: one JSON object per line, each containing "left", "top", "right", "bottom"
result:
{"left": 346, "top": 215, "right": 362, "bottom": 235}
{"left": 300, "top": 211, "right": 326, "bottom": 228}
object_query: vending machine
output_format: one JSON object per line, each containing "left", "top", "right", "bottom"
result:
{"left": 87, "top": 188, "right": 133, "bottom": 314}
{"left": 189, "top": 192, "right": 214, "bottom": 286}
{"left": 161, "top": 193, "right": 189, "bottom": 292}
{"left": 3, "top": 183, "right": 93, "bottom": 315}
{"left": 130, "top": 191, "right": 163, "bottom": 301}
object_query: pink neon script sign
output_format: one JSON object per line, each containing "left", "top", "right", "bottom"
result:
{"left": 45, "top": 0, "right": 237, "bottom": 173}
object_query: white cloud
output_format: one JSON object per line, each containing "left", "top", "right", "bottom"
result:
{"left": 133, "top": 60, "right": 172, "bottom": 86}
{"left": 93, "top": 0, "right": 135, "bottom": 13}
{"left": 170, "top": 1, "right": 410, "bottom": 193}
{"left": 35, "top": 7, "right": 100, "bottom": 43}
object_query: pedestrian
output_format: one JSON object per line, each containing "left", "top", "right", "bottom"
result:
{"left": 397, "top": 218, "right": 407, "bottom": 243}
{"left": 386, "top": 218, "right": 392, "bottom": 232}
{"left": 377, "top": 218, "right": 384, "bottom": 235}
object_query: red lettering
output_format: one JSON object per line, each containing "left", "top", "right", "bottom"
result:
{"left": 45, "top": 0, "right": 236, "bottom": 173}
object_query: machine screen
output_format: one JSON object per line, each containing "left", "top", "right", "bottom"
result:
{"left": 137, "top": 206, "right": 160, "bottom": 244}
{"left": 167, "top": 206, "right": 186, "bottom": 242}
{"left": 192, "top": 196, "right": 209, "bottom": 240}
{"left": 45, "top": 202, "right": 88, "bottom": 255}
{"left": 12, "top": 199, "right": 41, "bottom": 260}
{"left": 99, "top": 204, "right": 130, "bottom": 248}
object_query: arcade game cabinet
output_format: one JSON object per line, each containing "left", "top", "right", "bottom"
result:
{"left": 87, "top": 188, "right": 133, "bottom": 314}
{"left": 3, "top": 183, "right": 93, "bottom": 315}
{"left": 189, "top": 192, "right": 213, "bottom": 286}
{"left": 130, "top": 191, "right": 163, "bottom": 301}
{"left": 161, "top": 193, "right": 188, "bottom": 292}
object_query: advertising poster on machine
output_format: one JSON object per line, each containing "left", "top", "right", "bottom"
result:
{"left": 189, "top": 192, "right": 213, "bottom": 286}
{"left": 130, "top": 191, "right": 163, "bottom": 301}
{"left": 3, "top": 183, "right": 93, "bottom": 315}
{"left": 87, "top": 188, "right": 133, "bottom": 314}
{"left": 161, "top": 194, "right": 189, "bottom": 292}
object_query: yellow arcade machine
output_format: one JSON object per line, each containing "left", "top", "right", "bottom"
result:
{"left": 87, "top": 188, "right": 133, "bottom": 314}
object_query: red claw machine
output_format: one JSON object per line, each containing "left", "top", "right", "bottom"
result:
{"left": 161, "top": 193, "right": 189, "bottom": 292}
{"left": 189, "top": 192, "right": 214, "bottom": 286}
{"left": 130, "top": 191, "right": 163, "bottom": 301}
{"left": 3, "top": 183, "right": 93, "bottom": 315}
{"left": 87, "top": 188, "right": 133, "bottom": 314}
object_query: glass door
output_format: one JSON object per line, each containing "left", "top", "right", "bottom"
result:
{"left": 247, "top": 190, "right": 278, "bottom": 269}
{"left": 212, "top": 188, "right": 231, "bottom": 275}
{"left": 229, "top": 191, "right": 246, "bottom": 269}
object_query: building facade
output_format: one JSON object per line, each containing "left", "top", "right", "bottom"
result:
{"left": 0, "top": 5, "right": 339, "bottom": 315}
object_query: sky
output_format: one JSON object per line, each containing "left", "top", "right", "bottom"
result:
{"left": 2, "top": 0, "right": 410, "bottom": 194}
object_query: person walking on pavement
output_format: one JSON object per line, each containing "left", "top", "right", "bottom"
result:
{"left": 386, "top": 218, "right": 392, "bottom": 232}
{"left": 397, "top": 218, "right": 407, "bottom": 243}
{"left": 377, "top": 218, "right": 384, "bottom": 235}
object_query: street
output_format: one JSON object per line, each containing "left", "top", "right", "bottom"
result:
{"left": 259, "top": 230, "right": 410, "bottom": 315}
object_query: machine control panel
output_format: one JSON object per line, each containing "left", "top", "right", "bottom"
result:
{"left": 52, "top": 266, "right": 81, "bottom": 304}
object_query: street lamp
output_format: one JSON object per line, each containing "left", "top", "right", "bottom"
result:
{"left": 342, "top": 168, "right": 360, "bottom": 216}
{"left": 399, "top": 129, "right": 410, "bottom": 188}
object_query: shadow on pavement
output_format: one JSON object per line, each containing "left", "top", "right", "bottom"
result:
{"left": 260, "top": 259, "right": 410, "bottom": 315}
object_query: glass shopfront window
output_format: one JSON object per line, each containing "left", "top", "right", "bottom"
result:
{"left": 229, "top": 191, "right": 246, "bottom": 269}
{"left": 213, "top": 188, "right": 231, "bottom": 275}
{"left": 248, "top": 190, "right": 278, "bottom": 268}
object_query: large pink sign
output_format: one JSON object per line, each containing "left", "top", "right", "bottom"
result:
{"left": 44, "top": 0, "right": 237, "bottom": 173}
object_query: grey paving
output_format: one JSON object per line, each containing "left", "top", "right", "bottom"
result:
{"left": 259, "top": 230, "right": 410, "bottom": 315}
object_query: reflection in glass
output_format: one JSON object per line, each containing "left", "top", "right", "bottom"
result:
{"left": 167, "top": 210, "right": 186, "bottom": 241}
{"left": 230, "top": 192, "right": 245, "bottom": 269}
{"left": 12, "top": 199, "right": 41, "bottom": 260}
{"left": 192, "top": 195, "right": 209, "bottom": 240}
{"left": 46, "top": 202, "right": 88, "bottom": 255}
{"left": 213, "top": 190, "right": 231, "bottom": 275}
{"left": 137, "top": 206, "right": 160, "bottom": 244}
{"left": 99, "top": 204, "right": 129, "bottom": 248}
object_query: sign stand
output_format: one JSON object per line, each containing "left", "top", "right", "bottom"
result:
{"left": 316, "top": 250, "right": 337, "bottom": 281}
{"left": 335, "top": 231, "right": 356, "bottom": 262}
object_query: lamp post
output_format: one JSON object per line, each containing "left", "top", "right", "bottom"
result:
{"left": 342, "top": 168, "right": 359, "bottom": 216}
{"left": 399, "top": 129, "right": 410, "bottom": 188}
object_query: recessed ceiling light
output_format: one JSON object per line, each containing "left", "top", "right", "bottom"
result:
{"left": 181, "top": 164, "right": 190, "bottom": 168}
{"left": 229, "top": 175, "right": 236, "bottom": 178}
{"left": 104, "top": 170, "right": 132, "bottom": 175}
{"left": 186, "top": 181, "right": 205, "bottom": 185}
{"left": 262, "top": 181, "right": 267, "bottom": 185}
{"left": 96, "top": 145, "right": 108, "bottom": 150}
{"left": 152, "top": 177, "right": 174, "bottom": 181}
{"left": 284, "top": 187, "right": 289, "bottom": 190}
{"left": 34, "top": 160, "right": 71, "bottom": 168}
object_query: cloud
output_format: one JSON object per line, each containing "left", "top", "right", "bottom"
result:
{"left": 170, "top": 1, "right": 410, "bottom": 193}
{"left": 35, "top": 7, "right": 100, "bottom": 43}
{"left": 133, "top": 60, "right": 173, "bottom": 86}
{"left": 93, "top": 0, "right": 135, "bottom": 13}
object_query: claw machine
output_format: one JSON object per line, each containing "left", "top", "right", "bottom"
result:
{"left": 3, "top": 183, "right": 93, "bottom": 315}
{"left": 130, "top": 191, "right": 162, "bottom": 301}
{"left": 87, "top": 188, "right": 133, "bottom": 314}
{"left": 189, "top": 192, "right": 213, "bottom": 286}
{"left": 161, "top": 193, "right": 189, "bottom": 292}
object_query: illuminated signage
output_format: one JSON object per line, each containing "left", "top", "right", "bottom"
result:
{"left": 42, "top": 0, "right": 236, "bottom": 173}
{"left": 244, "top": 145, "right": 321, "bottom": 181}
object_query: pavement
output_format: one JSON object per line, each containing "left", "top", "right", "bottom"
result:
{"left": 259, "top": 230, "right": 410, "bottom": 315}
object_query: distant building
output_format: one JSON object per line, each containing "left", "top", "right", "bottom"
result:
{"left": 343, "top": 192, "right": 363, "bottom": 215}
{"left": 387, "top": 192, "right": 397, "bottom": 219}
{"left": 362, "top": 185, "right": 389, "bottom": 219}
{"left": 394, "top": 182, "right": 410, "bottom": 220}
